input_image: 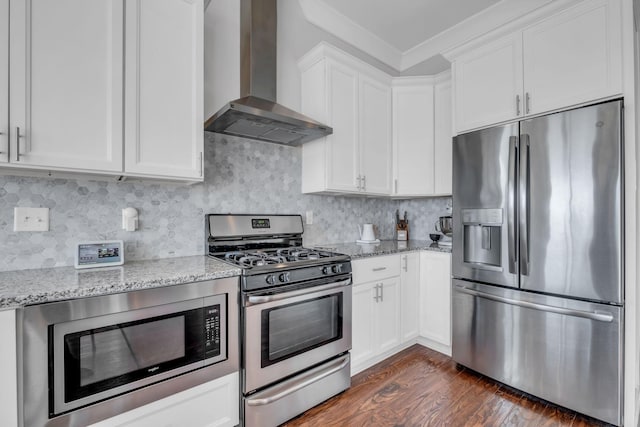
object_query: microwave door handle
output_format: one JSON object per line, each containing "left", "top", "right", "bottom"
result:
{"left": 245, "top": 354, "right": 350, "bottom": 406}
{"left": 507, "top": 135, "right": 518, "bottom": 274}
{"left": 519, "top": 134, "right": 530, "bottom": 276}
{"left": 246, "top": 279, "right": 351, "bottom": 305}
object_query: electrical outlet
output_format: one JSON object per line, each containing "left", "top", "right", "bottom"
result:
{"left": 14, "top": 207, "right": 49, "bottom": 232}
{"left": 306, "top": 210, "right": 313, "bottom": 225}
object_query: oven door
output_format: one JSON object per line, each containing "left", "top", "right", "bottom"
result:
{"left": 243, "top": 277, "right": 352, "bottom": 393}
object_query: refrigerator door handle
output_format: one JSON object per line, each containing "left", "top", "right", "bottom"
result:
{"left": 519, "top": 134, "right": 530, "bottom": 276}
{"left": 454, "top": 285, "right": 614, "bottom": 322}
{"left": 507, "top": 136, "right": 518, "bottom": 274}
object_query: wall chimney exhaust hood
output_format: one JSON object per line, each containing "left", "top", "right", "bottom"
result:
{"left": 204, "top": 0, "right": 332, "bottom": 145}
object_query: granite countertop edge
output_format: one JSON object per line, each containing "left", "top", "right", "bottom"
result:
{"left": 315, "top": 239, "right": 452, "bottom": 259}
{"left": 0, "top": 255, "right": 242, "bottom": 311}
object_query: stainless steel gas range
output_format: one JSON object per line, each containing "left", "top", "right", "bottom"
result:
{"left": 206, "top": 214, "right": 352, "bottom": 427}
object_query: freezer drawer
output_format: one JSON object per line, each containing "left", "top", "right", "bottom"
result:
{"left": 452, "top": 279, "right": 622, "bottom": 426}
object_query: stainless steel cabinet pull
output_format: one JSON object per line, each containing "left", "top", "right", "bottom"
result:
{"left": 394, "top": 179, "right": 398, "bottom": 194}
{"left": 199, "top": 152, "right": 203, "bottom": 177}
{"left": 356, "top": 175, "right": 362, "bottom": 190}
{"left": 362, "top": 175, "right": 366, "bottom": 191}
{"left": 246, "top": 354, "right": 350, "bottom": 406}
{"left": 525, "top": 92, "right": 531, "bottom": 114}
{"left": 455, "top": 285, "right": 614, "bottom": 322}
{"left": 380, "top": 283, "right": 384, "bottom": 302}
{"left": 373, "top": 284, "right": 380, "bottom": 302}
{"left": 507, "top": 136, "right": 518, "bottom": 274}
{"left": 402, "top": 255, "right": 408, "bottom": 272}
{"left": 519, "top": 134, "right": 530, "bottom": 276}
{"left": 15, "top": 126, "right": 22, "bottom": 161}
{"left": 372, "top": 267, "right": 386, "bottom": 272}
{"left": 516, "top": 94, "right": 521, "bottom": 116}
{"left": 246, "top": 279, "right": 351, "bottom": 305}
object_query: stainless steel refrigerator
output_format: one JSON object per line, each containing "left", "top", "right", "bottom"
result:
{"left": 452, "top": 99, "right": 623, "bottom": 425}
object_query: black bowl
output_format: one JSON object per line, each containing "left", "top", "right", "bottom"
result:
{"left": 429, "top": 233, "right": 442, "bottom": 242}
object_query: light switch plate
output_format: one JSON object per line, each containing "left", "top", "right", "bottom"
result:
{"left": 306, "top": 210, "right": 313, "bottom": 225}
{"left": 14, "top": 207, "right": 49, "bottom": 232}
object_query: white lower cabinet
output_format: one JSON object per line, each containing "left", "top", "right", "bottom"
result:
{"left": 418, "top": 251, "right": 452, "bottom": 355}
{"left": 88, "top": 372, "right": 239, "bottom": 427}
{"left": 351, "top": 250, "right": 452, "bottom": 375}
{"left": 351, "top": 255, "right": 401, "bottom": 374}
{"left": 0, "top": 310, "right": 17, "bottom": 427}
{"left": 400, "top": 252, "right": 420, "bottom": 342}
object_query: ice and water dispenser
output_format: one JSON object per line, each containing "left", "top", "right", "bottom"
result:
{"left": 462, "top": 208, "right": 503, "bottom": 268}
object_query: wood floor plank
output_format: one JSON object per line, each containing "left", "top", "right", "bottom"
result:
{"left": 282, "top": 345, "right": 609, "bottom": 427}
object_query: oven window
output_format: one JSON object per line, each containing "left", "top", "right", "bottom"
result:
{"left": 261, "top": 294, "right": 342, "bottom": 367}
{"left": 62, "top": 308, "right": 204, "bottom": 404}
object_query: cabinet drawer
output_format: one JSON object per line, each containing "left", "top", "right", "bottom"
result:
{"left": 352, "top": 255, "right": 400, "bottom": 284}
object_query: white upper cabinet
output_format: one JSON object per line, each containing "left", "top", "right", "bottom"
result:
{"left": 434, "top": 74, "right": 452, "bottom": 195}
{"left": 522, "top": 0, "right": 622, "bottom": 116}
{"left": 359, "top": 74, "right": 392, "bottom": 195}
{"left": 8, "top": 0, "right": 124, "bottom": 172}
{"left": 392, "top": 78, "right": 435, "bottom": 197}
{"left": 451, "top": 0, "right": 622, "bottom": 134}
{"left": 2, "top": 0, "right": 203, "bottom": 181}
{"left": 300, "top": 43, "right": 392, "bottom": 196}
{"left": 124, "top": 0, "right": 204, "bottom": 181}
{"left": 453, "top": 34, "right": 523, "bottom": 133}
{"left": 392, "top": 72, "right": 452, "bottom": 197}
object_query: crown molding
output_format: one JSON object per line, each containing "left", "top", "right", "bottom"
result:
{"left": 298, "top": 0, "right": 403, "bottom": 70}
{"left": 298, "top": 0, "right": 583, "bottom": 72}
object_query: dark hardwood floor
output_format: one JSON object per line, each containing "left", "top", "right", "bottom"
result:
{"left": 282, "top": 345, "right": 609, "bottom": 427}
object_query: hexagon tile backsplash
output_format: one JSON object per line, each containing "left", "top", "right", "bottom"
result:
{"left": 0, "top": 133, "right": 451, "bottom": 272}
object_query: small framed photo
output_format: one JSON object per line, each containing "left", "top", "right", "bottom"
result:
{"left": 75, "top": 240, "right": 124, "bottom": 269}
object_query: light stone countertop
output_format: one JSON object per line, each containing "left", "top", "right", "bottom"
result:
{"left": 314, "top": 239, "right": 452, "bottom": 259}
{"left": 0, "top": 256, "right": 241, "bottom": 310}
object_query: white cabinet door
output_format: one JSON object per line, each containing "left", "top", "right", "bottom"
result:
{"left": 351, "top": 281, "right": 377, "bottom": 369}
{"left": 392, "top": 81, "right": 434, "bottom": 196}
{"left": 0, "top": 310, "right": 17, "bottom": 427}
{"left": 434, "top": 77, "right": 452, "bottom": 195}
{"left": 0, "top": 0, "right": 8, "bottom": 164}
{"left": 453, "top": 33, "right": 523, "bottom": 133}
{"left": 359, "top": 74, "right": 392, "bottom": 195}
{"left": 376, "top": 277, "right": 401, "bottom": 353}
{"left": 325, "top": 59, "right": 359, "bottom": 192}
{"left": 9, "top": 0, "right": 124, "bottom": 172}
{"left": 419, "top": 252, "right": 452, "bottom": 352}
{"left": 400, "top": 252, "right": 420, "bottom": 342}
{"left": 124, "top": 0, "right": 203, "bottom": 180}
{"left": 89, "top": 372, "right": 239, "bottom": 427}
{"left": 522, "top": 0, "right": 622, "bottom": 115}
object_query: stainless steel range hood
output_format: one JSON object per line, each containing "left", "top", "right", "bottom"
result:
{"left": 204, "top": 0, "right": 332, "bottom": 145}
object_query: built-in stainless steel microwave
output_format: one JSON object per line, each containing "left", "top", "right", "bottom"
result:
{"left": 20, "top": 278, "right": 239, "bottom": 427}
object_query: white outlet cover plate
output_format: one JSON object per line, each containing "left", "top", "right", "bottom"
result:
{"left": 14, "top": 207, "right": 49, "bottom": 232}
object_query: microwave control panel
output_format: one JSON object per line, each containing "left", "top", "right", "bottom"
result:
{"left": 204, "top": 304, "right": 221, "bottom": 358}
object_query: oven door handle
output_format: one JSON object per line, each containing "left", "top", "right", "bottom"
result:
{"left": 245, "top": 354, "right": 350, "bottom": 406}
{"left": 245, "top": 279, "right": 351, "bottom": 305}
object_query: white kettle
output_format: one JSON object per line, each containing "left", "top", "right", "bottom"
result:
{"left": 357, "top": 223, "right": 376, "bottom": 242}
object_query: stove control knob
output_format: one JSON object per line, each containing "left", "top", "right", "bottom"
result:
{"left": 279, "top": 272, "right": 290, "bottom": 283}
{"left": 332, "top": 264, "right": 343, "bottom": 274}
{"left": 265, "top": 275, "right": 276, "bottom": 285}
{"left": 321, "top": 266, "right": 330, "bottom": 275}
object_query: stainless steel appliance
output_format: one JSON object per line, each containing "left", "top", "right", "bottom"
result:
{"left": 207, "top": 213, "right": 352, "bottom": 427}
{"left": 452, "top": 99, "right": 623, "bottom": 425}
{"left": 20, "top": 278, "right": 238, "bottom": 427}
{"left": 204, "top": 0, "right": 332, "bottom": 145}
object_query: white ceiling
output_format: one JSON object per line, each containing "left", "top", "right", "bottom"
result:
{"left": 298, "top": 0, "right": 561, "bottom": 72}
{"left": 321, "top": 0, "right": 501, "bottom": 52}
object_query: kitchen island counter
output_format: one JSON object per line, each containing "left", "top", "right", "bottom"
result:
{"left": 314, "top": 240, "right": 451, "bottom": 259}
{"left": 0, "top": 256, "right": 241, "bottom": 310}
